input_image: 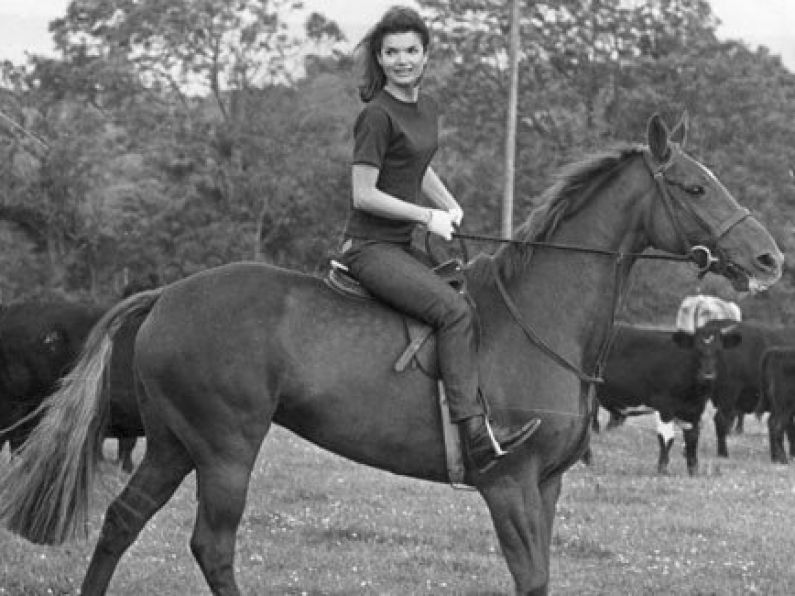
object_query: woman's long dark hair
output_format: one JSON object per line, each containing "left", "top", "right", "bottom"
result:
{"left": 355, "top": 6, "right": 430, "bottom": 103}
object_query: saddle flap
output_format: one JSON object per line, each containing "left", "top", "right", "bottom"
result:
{"left": 324, "top": 257, "right": 468, "bottom": 375}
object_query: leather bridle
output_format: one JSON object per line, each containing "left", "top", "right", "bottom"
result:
{"left": 642, "top": 144, "right": 751, "bottom": 276}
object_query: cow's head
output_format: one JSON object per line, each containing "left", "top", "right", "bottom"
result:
{"left": 672, "top": 319, "right": 742, "bottom": 384}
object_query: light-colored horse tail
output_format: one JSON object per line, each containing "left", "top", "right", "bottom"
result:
{"left": 0, "top": 288, "right": 163, "bottom": 545}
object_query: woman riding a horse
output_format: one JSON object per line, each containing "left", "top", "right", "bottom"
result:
{"left": 337, "top": 6, "right": 540, "bottom": 473}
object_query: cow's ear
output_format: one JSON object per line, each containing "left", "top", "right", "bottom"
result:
{"left": 721, "top": 331, "right": 742, "bottom": 350}
{"left": 672, "top": 330, "right": 694, "bottom": 348}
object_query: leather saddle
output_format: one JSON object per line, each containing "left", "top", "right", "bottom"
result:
{"left": 325, "top": 258, "right": 468, "bottom": 376}
{"left": 325, "top": 257, "right": 473, "bottom": 486}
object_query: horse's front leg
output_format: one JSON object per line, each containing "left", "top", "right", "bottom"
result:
{"left": 479, "top": 461, "right": 560, "bottom": 595}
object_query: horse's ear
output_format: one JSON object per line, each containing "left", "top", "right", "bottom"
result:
{"left": 647, "top": 113, "right": 671, "bottom": 162}
{"left": 670, "top": 110, "right": 689, "bottom": 148}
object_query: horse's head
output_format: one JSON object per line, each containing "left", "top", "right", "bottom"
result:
{"left": 644, "top": 112, "right": 783, "bottom": 292}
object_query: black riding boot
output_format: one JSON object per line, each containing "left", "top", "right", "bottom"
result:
{"left": 461, "top": 416, "right": 541, "bottom": 473}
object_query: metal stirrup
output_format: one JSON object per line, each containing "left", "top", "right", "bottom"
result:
{"left": 484, "top": 418, "right": 508, "bottom": 456}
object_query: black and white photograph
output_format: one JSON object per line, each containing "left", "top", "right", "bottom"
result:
{"left": 0, "top": 1, "right": 794, "bottom": 594}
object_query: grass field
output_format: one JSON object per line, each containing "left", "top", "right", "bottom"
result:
{"left": 1, "top": 407, "right": 794, "bottom": 595}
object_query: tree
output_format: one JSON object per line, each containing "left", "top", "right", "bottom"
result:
{"left": 420, "top": 0, "right": 795, "bottom": 322}
{"left": 48, "top": 0, "right": 340, "bottom": 116}
{"left": 2, "top": 0, "right": 795, "bottom": 324}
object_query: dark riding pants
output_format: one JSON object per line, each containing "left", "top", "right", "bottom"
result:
{"left": 341, "top": 240, "right": 484, "bottom": 422}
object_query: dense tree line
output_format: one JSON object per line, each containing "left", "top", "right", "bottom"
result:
{"left": 0, "top": 0, "right": 793, "bottom": 325}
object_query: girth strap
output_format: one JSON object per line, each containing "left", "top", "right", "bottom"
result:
{"left": 491, "top": 259, "right": 603, "bottom": 385}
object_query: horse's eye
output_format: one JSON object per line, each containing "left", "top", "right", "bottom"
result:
{"left": 687, "top": 184, "right": 705, "bottom": 196}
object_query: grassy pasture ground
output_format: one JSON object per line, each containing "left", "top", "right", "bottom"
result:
{"left": 1, "top": 407, "right": 794, "bottom": 595}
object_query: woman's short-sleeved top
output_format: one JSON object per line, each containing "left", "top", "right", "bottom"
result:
{"left": 344, "top": 90, "right": 439, "bottom": 243}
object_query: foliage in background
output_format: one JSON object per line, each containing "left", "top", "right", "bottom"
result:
{"left": 0, "top": 0, "right": 793, "bottom": 324}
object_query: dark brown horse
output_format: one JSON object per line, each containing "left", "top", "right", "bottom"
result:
{"left": 0, "top": 114, "right": 783, "bottom": 595}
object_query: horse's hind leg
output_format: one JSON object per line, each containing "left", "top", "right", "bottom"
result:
{"left": 81, "top": 429, "right": 193, "bottom": 595}
{"left": 189, "top": 437, "right": 266, "bottom": 595}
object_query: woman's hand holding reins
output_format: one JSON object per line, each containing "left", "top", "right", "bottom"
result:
{"left": 426, "top": 209, "right": 455, "bottom": 241}
{"left": 448, "top": 206, "right": 464, "bottom": 227}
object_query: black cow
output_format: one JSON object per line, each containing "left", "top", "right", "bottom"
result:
{"left": 758, "top": 347, "right": 795, "bottom": 464}
{"left": 0, "top": 301, "right": 104, "bottom": 450}
{"left": 710, "top": 322, "right": 795, "bottom": 458}
{"left": 595, "top": 321, "right": 741, "bottom": 475}
{"left": 0, "top": 299, "right": 143, "bottom": 472}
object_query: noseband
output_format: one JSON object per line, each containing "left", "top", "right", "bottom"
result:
{"left": 643, "top": 145, "right": 751, "bottom": 276}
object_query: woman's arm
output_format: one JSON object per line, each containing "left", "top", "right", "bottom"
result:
{"left": 422, "top": 167, "right": 463, "bottom": 224}
{"left": 352, "top": 164, "right": 455, "bottom": 240}
{"left": 352, "top": 164, "right": 432, "bottom": 224}
{"left": 421, "top": 167, "right": 459, "bottom": 210}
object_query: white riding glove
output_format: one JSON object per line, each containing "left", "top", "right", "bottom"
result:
{"left": 448, "top": 206, "right": 464, "bottom": 227}
{"left": 426, "top": 209, "right": 454, "bottom": 241}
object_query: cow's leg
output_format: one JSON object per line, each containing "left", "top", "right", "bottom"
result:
{"left": 682, "top": 422, "right": 700, "bottom": 476}
{"left": 786, "top": 416, "right": 795, "bottom": 457}
{"left": 117, "top": 437, "right": 137, "bottom": 473}
{"left": 767, "top": 414, "right": 788, "bottom": 464}
{"left": 590, "top": 405, "right": 601, "bottom": 433}
{"left": 734, "top": 414, "right": 745, "bottom": 434}
{"left": 8, "top": 434, "right": 23, "bottom": 453}
{"left": 656, "top": 414, "right": 675, "bottom": 474}
{"left": 714, "top": 408, "right": 733, "bottom": 458}
{"left": 606, "top": 411, "right": 626, "bottom": 430}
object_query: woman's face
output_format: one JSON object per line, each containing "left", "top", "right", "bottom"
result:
{"left": 377, "top": 31, "right": 428, "bottom": 92}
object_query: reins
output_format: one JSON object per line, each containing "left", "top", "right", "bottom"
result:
{"left": 457, "top": 232, "right": 701, "bottom": 387}
{"left": 452, "top": 230, "right": 700, "bottom": 264}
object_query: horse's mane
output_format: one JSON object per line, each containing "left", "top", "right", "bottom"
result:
{"left": 469, "top": 144, "right": 644, "bottom": 282}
